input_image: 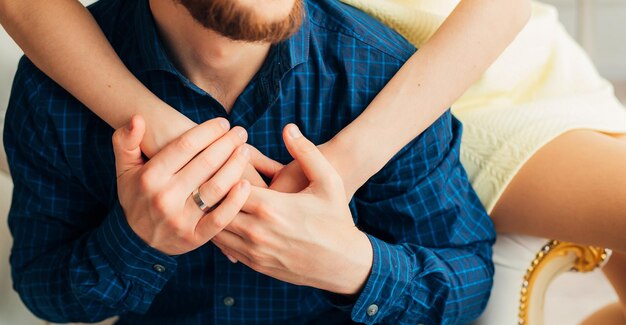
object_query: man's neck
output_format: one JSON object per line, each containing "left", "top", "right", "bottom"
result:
{"left": 149, "top": 0, "right": 271, "bottom": 112}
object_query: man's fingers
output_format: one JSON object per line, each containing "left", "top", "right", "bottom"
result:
{"left": 248, "top": 144, "right": 283, "bottom": 178}
{"left": 175, "top": 126, "right": 247, "bottom": 192}
{"left": 188, "top": 145, "right": 249, "bottom": 215}
{"left": 194, "top": 180, "right": 250, "bottom": 241}
{"left": 112, "top": 115, "right": 146, "bottom": 178}
{"left": 146, "top": 117, "right": 231, "bottom": 175}
{"left": 282, "top": 124, "right": 338, "bottom": 188}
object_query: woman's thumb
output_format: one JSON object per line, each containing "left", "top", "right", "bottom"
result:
{"left": 112, "top": 115, "right": 146, "bottom": 177}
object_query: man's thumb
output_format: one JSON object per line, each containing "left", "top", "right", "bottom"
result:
{"left": 282, "top": 124, "right": 335, "bottom": 187}
{"left": 112, "top": 115, "right": 146, "bottom": 177}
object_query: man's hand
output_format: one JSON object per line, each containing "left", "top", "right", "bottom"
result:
{"left": 112, "top": 115, "right": 251, "bottom": 256}
{"left": 138, "top": 109, "right": 269, "bottom": 188}
{"left": 213, "top": 124, "right": 374, "bottom": 295}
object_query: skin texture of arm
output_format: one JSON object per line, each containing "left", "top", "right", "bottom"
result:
{"left": 269, "top": 0, "right": 532, "bottom": 197}
{"left": 0, "top": 0, "right": 269, "bottom": 186}
{"left": 327, "top": 0, "right": 532, "bottom": 194}
{"left": 0, "top": 0, "right": 195, "bottom": 157}
{"left": 0, "top": 0, "right": 531, "bottom": 194}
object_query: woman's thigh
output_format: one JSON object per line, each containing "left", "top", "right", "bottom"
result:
{"left": 490, "top": 130, "right": 626, "bottom": 252}
{"left": 603, "top": 251, "right": 626, "bottom": 306}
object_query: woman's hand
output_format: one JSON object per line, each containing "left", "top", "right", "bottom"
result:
{"left": 249, "top": 142, "right": 361, "bottom": 199}
{"left": 139, "top": 109, "right": 269, "bottom": 188}
{"left": 268, "top": 161, "right": 308, "bottom": 193}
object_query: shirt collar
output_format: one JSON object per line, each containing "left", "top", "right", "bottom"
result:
{"left": 126, "top": 0, "right": 311, "bottom": 78}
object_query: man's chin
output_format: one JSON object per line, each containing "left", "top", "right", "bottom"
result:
{"left": 177, "top": 0, "right": 304, "bottom": 44}
{"left": 237, "top": 0, "right": 298, "bottom": 24}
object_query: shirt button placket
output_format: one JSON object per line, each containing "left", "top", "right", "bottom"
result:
{"left": 213, "top": 249, "right": 235, "bottom": 322}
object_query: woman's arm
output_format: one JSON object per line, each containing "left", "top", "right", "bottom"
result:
{"left": 0, "top": 0, "right": 530, "bottom": 195}
{"left": 0, "top": 0, "right": 194, "bottom": 157}
{"left": 326, "top": 0, "right": 532, "bottom": 196}
{"left": 0, "top": 0, "right": 270, "bottom": 186}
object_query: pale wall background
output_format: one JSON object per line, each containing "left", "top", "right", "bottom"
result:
{"left": 541, "top": 0, "right": 626, "bottom": 81}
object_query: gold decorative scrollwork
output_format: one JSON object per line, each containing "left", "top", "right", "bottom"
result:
{"left": 518, "top": 240, "right": 610, "bottom": 325}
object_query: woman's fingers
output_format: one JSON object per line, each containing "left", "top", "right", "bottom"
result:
{"left": 248, "top": 144, "right": 284, "bottom": 178}
{"left": 242, "top": 163, "right": 269, "bottom": 188}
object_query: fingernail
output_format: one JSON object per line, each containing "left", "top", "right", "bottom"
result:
{"left": 240, "top": 145, "right": 249, "bottom": 157}
{"left": 287, "top": 124, "right": 301, "bottom": 139}
{"left": 237, "top": 127, "right": 247, "bottom": 141}
{"left": 219, "top": 118, "right": 230, "bottom": 130}
{"left": 227, "top": 255, "right": 238, "bottom": 263}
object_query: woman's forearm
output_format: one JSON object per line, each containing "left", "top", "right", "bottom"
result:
{"left": 328, "top": 0, "right": 532, "bottom": 194}
{"left": 0, "top": 0, "right": 194, "bottom": 155}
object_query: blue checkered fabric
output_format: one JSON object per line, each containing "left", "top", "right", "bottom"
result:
{"left": 4, "top": 0, "right": 495, "bottom": 324}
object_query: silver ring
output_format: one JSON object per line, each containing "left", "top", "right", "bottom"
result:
{"left": 192, "top": 188, "right": 209, "bottom": 212}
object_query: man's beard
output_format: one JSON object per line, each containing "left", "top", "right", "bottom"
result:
{"left": 175, "top": 0, "right": 304, "bottom": 43}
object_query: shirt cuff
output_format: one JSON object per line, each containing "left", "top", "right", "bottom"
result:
{"left": 95, "top": 201, "right": 177, "bottom": 294}
{"left": 350, "top": 234, "right": 415, "bottom": 324}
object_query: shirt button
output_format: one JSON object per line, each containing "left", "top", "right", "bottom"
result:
{"left": 223, "top": 296, "right": 235, "bottom": 307}
{"left": 366, "top": 304, "right": 379, "bottom": 316}
{"left": 152, "top": 264, "right": 166, "bottom": 273}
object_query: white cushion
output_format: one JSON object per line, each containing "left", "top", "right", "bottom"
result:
{"left": 473, "top": 234, "right": 551, "bottom": 324}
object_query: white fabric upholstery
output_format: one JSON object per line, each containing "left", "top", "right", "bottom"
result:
{"left": 474, "top": 235, "right": 550, "bottom": 324}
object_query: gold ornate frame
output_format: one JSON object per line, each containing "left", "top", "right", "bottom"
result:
{"left": 518, "top": 240, "right": 610, "bottom": 325}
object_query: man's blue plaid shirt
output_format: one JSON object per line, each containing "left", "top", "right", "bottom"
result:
{"left": 4, "top": 0, "right": 495, "bottom": 323}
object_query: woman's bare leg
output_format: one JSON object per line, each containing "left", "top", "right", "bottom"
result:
{"left": 580, "top": 251, "right": 626, "bottom": 324}
{"left": 491, "top": 130, "right": 626, "bottom": 324}
{"left": 580, "top": 302, "right": 625, "bottom": 325}
{"left": 491, "top": 130, "right": 626, "bottom": 251}
{"left": 583, "top": 135, "right": 626, "bottom": 324}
